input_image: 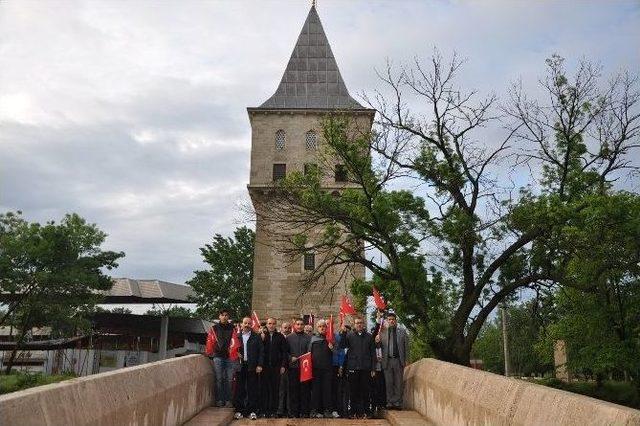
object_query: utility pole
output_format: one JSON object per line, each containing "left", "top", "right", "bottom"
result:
{"left": 501, "top": 305, "right": 511, "bottom": 377}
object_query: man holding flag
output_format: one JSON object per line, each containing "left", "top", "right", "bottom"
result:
{"left": 233, "top": 316, "right": 264, "bottom": 420}
{"left": 309, "top": 319, "right": 335, "bottom": 418}
{"left": 286, "top": 318, "right": 311, "bottom": 418}
{"left": 209, "top": 309, "right": 236, "bottom": 408}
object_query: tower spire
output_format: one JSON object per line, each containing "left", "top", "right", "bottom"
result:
{"left": 312, "top": 0, "right": 316, "bottom": 8}
{"left": 257, "top": 4, "right": 363, "bottom": 109}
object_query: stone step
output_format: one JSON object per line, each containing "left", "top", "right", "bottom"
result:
{"left": 184, "top": 407, "right": 234, "bottom": 426}
{"left": 231, "top": 419, "right": 390, "bottom": 425}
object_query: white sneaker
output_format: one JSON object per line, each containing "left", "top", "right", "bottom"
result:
{"left": 331, "top": 411, "right": 340, "bottom": 418}
{"left": 249, "top": 412, "right": 257, "bottom": 420}
{"left": 233, "top": 412, "right": 243, "bottom": 420}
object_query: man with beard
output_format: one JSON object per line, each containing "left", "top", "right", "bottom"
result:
{"left": 286, "top": 318, "right": 311, "bottom": 418}
{"left": 260, "top": 318, "right": 287, "bottom": 418}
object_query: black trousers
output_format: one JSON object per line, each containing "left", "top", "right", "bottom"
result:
{"left": 348, "top": 369, "right": 371, "bottom": 416}
{"left": 331, "top": 366, "right": 348, "bottom": 415}
{"left": 233, "top": 364, "right": 259, "bottom": 416}
{"left": 261, "top": 366, "right": 281, "bottom": 415}
{"left": 370, "top": 369, "right": 386, "bottom": 409}
{"left": 311, "top": 368, "right": 332, "bottom": 413}
{"left": 288, "top": 367, "right": 310, "bottom": 417}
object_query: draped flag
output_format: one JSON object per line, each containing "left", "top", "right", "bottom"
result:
{"left": 340, "top": 295, "right": 357, "bottom": 316}
{"left": 326, "top": 314, "right": 335, "bottom": 345}
{"left": 251, "top": 311, "right": 261, "bottom": 331}
{"left": 205, "top": 326, "right": 217, "bottom": 356}
{"left": 299, "top": 352, "right": 313, "bottom": 382}
{"left": 372, "top": 286, "right": 387, "bottom": 310}
{"left": 229, "top": 326, "right": 241, "bottom": 361}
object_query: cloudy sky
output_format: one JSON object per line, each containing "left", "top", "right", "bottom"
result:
{"left": 1, "top": 0, "right": 639, "bottom": 285}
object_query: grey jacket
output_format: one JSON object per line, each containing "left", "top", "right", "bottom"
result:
{"left": 378, "top": 326, "right": 409, "bottom": 368}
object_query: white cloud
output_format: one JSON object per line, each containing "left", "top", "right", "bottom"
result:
{"left": 0, "top": 0, "right": 638, "bottom": 283}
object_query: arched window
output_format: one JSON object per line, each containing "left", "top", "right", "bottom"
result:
{"left": 275, "top": 130, "right": 286, "bottom": 150}
{"left": 305, "top": 130, "right": 317, "bottom": 150}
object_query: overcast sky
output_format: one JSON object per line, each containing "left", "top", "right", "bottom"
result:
{"left": 1, "top": 0, "right": 639, "bottom": 285}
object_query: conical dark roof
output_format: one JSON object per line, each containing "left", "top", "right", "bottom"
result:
{"left": 258, "top": 6, "right": 364, "bottom": 109}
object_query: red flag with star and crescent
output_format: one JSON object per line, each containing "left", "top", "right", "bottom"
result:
{"left": 340, "top": 295, "right": 357, "bottom": 316}
{"left": 299, "top": 352, "right": 313, "bottom": 382}
{"left": 205, "top": 326, "right": 217, "bottom": 356}
{"left": 228, "top": 325, "right": 241, "bottom": 361}
{"left": 372, "top": 286, "right": 387, "bottom": 310}
{"left": 326, "top": 314, "right": 335, "bottom": 345}
{"left": 251, "top": 311, "right": 261, "bottom": 331}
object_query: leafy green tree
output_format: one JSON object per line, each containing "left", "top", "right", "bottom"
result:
{"left": 536, "top": 192, "right": 640, "bottom": 387}
{"left": 0, "top": 211, "right": 124, "bottom": 373}
{"left": 261, "top": 54, "right": 639, "bottom": 364}
{"left": 187, "top": 226, "right": 255, "bottom": 321}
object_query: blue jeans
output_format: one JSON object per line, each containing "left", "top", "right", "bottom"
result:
{"left": 212, "top": 356, "right": 235, "bottom": 403}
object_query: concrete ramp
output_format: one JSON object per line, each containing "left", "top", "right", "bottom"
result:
{"left": 404, "top": 358, "right": 640, "bottom": 425}
{"left": 0, "top": 354, "right": 213, "bottom": 426}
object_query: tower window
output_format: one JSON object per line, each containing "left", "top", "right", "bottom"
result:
{"left": 275, "top": 130, "right": 286, "bottom": 150}
{"left": 304, "top": 163, "right": 318, "bottom": 176}
{"left": 335, "top": 164, "right": 348, "bottom": 182}
{"left": 304, "top": 253, "right": 315, "bottom": 271}
{"left": 305, "top": 131, "right": 318, "bottom": 150}
{"left": 273, "top": 163, "right": 286, "bottom": 181}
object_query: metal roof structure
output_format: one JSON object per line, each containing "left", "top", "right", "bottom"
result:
{"left": 0, "top": 278, "right": 194, "bottom": 304}
{"left": 257, "top": 5, "right": 365, "bottom": 110}
{"left": 98, "top": 278, "right": 194, "bottom": 304}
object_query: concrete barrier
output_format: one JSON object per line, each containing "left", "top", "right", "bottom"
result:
{"left": 404, "top": 358, "right": 640, "bottom": 426}
{"left": 0, "top": 354, "right": 214, "bottom": 426}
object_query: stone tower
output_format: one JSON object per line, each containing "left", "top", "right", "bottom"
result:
{"left": 247, "top": 5, "right": 374, "bottom": 321}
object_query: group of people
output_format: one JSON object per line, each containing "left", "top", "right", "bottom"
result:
{"left": 208, "top": 309, "right": 409, "bottom": 421}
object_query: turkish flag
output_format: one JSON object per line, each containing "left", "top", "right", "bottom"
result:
{"left": 299, "top": 352, "right": 313, "bottom": 382}
{"left": 340, "top": 295, "right": 357, "bottom": 316}
{"left": 229, "top": 326, "right": 241, "bottom": 361}
{"left": 326, "top": 314, "right": 335, "bottom": 345}
{"left": 205, "top": 326, "right": 217, "bottom": 356}
{"left": 373, "top": 286, "right": 387, "bottom": 310}
{"left": 251, "top": 311, "right": 261, "bottom": 331}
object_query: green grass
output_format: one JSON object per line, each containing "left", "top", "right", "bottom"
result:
{"left": 0, "top": 372, "right": 76, "bottom": 395}
{"left": 531, "top": 377, "right": 640, "bottom": 409}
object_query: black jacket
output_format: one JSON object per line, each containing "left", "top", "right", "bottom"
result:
{"left": 286, "top": 331, "right": 311, "bottom": 368}
{"left": 339, "top": 330, "right": 376, "bottom": 371}
{"left": 212, "top": 322, "right": 235, "bottom": 358}
{"left": 237, "top": 330, "right": 264, "bottom": 371}
{"left": 309, "top": 334, "right": 332, "bottom": 370}
{"left": 262, "top": 331, "right": 288, "bottom": 368}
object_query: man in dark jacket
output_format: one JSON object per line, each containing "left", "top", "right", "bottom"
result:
{"left": 339, "top": 316, "right": 376, "bottom": 419}
{"left": 260, "top": 317, "right": 288, "bottom": 418}
{"left": 211, "top": 309, "right": 235, "bottom": 408}
{"left": 309, "top": 320, "right": 335, "bottom": 418}
{"left": 233, "top": 316, "right": 264, "bottom": 421}
{"left": 286, "top": 318, "right": 311, "bottom": 418}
